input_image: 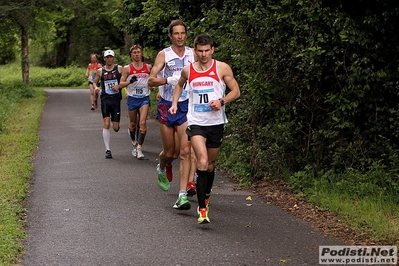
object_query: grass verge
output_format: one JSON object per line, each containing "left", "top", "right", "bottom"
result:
{"left": 0, "top": 63, "right": 87, "bottom": 88}
{"left": 0, "top": 89, "right": 46, "bottom": 265}
{"left": 309, "top": 185, "right": 399, "bottom": 246}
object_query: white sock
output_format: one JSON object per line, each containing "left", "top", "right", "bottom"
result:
{"left": 179, "top": 191, "right": 186, "bottom": 197}
{"left": 103, "top": 128, "right": 110, "bottom": 151}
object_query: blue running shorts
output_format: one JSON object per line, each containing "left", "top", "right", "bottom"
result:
{"left": 127, "top": 96, "right": 150, "bottom": 111}
{"left": 156, "top": 98, "right": 188, "bottom": 127}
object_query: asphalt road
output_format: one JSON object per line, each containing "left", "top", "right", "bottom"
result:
{"left": 21, "top": 89, "right": 342, "bottom": 266}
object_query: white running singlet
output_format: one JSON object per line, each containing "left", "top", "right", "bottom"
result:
{"left": 157, "top": 46, "right": 194, "bottom": 102}
{"left": 187, "top": 59, "right": 227, "bottom": 126}
{"left": 126, "top": 63, "right": 151, "bottom": 98}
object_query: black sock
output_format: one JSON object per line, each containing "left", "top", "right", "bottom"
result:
{"left": 196, "top": 170, "right": 207, "bottom": 208}
{"left": 206, "top": 169, "right": 215, "bottom": 196}
{"left": 137, "top": 130, "right": 146, "bottom": 145}
{"left": 129, "top": 128, "right": 136, "bottom": 142}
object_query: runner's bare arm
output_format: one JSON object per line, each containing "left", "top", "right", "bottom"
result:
{"left": 148, "top": 51, "right": 166, "bottom": 87}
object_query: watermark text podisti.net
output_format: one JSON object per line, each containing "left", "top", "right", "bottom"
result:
{"left": 319, "top": 245, "right": 397, "bottom": 265}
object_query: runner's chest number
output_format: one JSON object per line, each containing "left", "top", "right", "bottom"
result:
{"left": 105, "top": 79, "right": 119, "bottom": 94}
{"left": 193, "top": 88, "right": 215, "bottom": 104}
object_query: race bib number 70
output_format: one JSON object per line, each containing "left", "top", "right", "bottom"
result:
{"left": 193, "top": 88, "right": 215, "bottom": 112}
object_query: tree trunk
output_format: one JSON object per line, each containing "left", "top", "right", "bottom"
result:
{"left": 21, "top": 22, "right": 29, "bottom": 84}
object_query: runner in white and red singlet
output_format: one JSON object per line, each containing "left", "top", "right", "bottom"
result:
{"left": 169, "top": 33, "right": 241, "bottom": 224}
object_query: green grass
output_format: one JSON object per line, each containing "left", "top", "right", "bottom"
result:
{"left": 0, "top": 62, "right": 87, "bottom": 88}
{"left": 289, "top": 165, "right": 399, "bottom": 245}
{"left": 0, "top": 89, "right": 46, "bottom": 265}
{"left": 307, "top": 181, "right": 399, "bottom": 246}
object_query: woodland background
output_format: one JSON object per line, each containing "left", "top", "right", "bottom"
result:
{"left": 1, "top": 0, "right": 399, "bottom": 242}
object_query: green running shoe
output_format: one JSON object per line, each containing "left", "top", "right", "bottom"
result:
{"left": 157, "top": 164, "right": 170, "bottom": 191}
{"left": 173, "top": 194, "right": 191, "bottom": 210}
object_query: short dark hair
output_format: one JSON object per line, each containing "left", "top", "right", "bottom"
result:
{"left": 168, "top": 20, "right": 187, "bottom": 35}
{"left": 194, "top": 33, "right": 214, "bottom": 48}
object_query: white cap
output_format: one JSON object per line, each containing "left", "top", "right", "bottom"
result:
{"left": 103, "top": 50, "right": 115, "bottom": 57}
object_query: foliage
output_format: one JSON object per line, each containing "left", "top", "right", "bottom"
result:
{"left": 0, "top": 63, "right": 41, "bottom": 265}
{"left": 0, "top": 0, "right": 65, "bottom": 83}
{"left": 0, "top": 89, "right": 46, "bottom": 265}
{"left": 0, "top": 80, "right": 35, "bottom": 132}
{"left": 109, "top": 0, "right": 399, "bottom": 202}
{"left": 0, "top": 0, "right": 127, "bottom": 69}
{"left": 289, "top": 165, "right": 399, "bottom": 244}
{"left": 33, "top": 0, "right": 127, "bottom": 67}
{"left": 0, "top": 4, "right": 23, "bottom": 72}
{"left": 29, "top": 65, "right": 88, "bottom": 87}
{"left": 0, "top": 24, "right": 17, "bottom": 64}
{"left": 193, "top": 1, "right": 399, "bottom": 191}
{"left": 117, "top": 0, "right": 224, "bottom": 50}
{"left": 290, "top": 162, "right": 399, "bottom": 200}
{"left": 0, "top": 62, "right": 87, "bottom": 89}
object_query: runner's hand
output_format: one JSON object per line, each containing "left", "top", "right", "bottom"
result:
{"left": 168, "top": 106, "right": 177, "bottom": 115}
{"left": 130, "top": 76, "right": 138, "bottom": 84}
{"left": 166, "top": 76, "right": 179, "bottom": 86}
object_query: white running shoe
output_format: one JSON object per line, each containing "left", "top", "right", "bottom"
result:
{"left": 137, "top": 147, "right": 144, "bottom": 159}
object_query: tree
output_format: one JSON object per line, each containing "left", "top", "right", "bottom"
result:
{"left": 0, "top": 0, "right": 64, "bottom": 83}
{"left": 0, "top": 20, "right": 18, "bottom": 64}
{"left": 0, "top": 1, "right": 32, "bottom": 83}
{"left": 38, "top": 0, "right": 126, "bottom": 67}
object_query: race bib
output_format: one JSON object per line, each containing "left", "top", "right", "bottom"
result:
{"left": 192, "top": 88, "right": 215, "bottom": 112}
{"left": 89, "top": 73, "right": 96, "bottom": 83}
{"left": 132, "top": 86, "right": 145, "bottom": 98}
{"left": 180, "top": 89, "right": 188, "bottom": 100}
{"left": 105, "top": 79, "right": 118, "bottom": 94}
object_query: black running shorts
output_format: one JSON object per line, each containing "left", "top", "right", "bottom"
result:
{"left": 186, "top": 124, "right": 224, "bottom": 148}
{"left": 101, "top": 97, "right": 121, "bottom": 122}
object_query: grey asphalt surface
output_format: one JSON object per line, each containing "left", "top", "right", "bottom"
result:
{"left": 21, "top": 89, "right": 342, "bottom": 266}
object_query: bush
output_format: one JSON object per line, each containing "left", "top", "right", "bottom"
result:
{"left": 0, "top": 81, "right": 35, "bottom": 132}
{"left": 289, "top": 163, "right": 399, "bottom": 201}
{"left": 0, "top": 30, "right": 17, "bottom": 65}
{"left": 29, "top": 65, "right": 87, "bottom": 87}
{"left": 200, "top": 1, "right": 399, "bottom": 197}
